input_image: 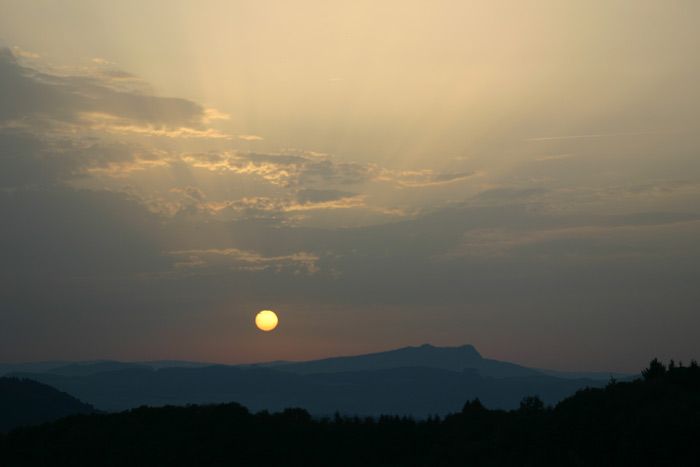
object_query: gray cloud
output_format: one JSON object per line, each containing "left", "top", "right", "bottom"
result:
{"left": 0, "top": 47, "right": 211, "bottom": 131}
{"left": 0, "top": 131, "right": 157, "bottom": 189}
{"left": 0, "top": 47, "right": 230, "bottom": 190}
{"left": 166, "top": 248, "right": 320, "bottom": 275}
{"left": 182, "top": 151, "right": 371, "bottom": 187}
{"left": 428, "top": 172, "right": 478, "bottom": 184}
{"left": 175, "top": 186, "right": 207, "bottom": 203}
{"left": 121, "top": 201, "right": 699, "bottom": 322}
{"left": 0, "top": 186, "right": 170, "bottom": 276}
{"left": 296, "top": 188, "right": 358, "bottom": 205}
{"left": 477, "top": 187, "right": 549, "bottom": 202}
{"left": 377, "top": 169, "right": 478, "bottom": 187}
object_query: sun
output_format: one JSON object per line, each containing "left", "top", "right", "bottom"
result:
{"left": 255, "top": 310, "right": 279, "bottom": 331}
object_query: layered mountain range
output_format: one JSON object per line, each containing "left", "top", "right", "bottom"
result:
{"left": 2, "top": 344, "right": 634, "bottom": 417}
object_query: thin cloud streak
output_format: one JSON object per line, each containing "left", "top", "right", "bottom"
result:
{"left": 526, "top": 130, "right": 681, "bottom": 142}
{"left": 534, "top": 154, "right": 574, "bottom": 162}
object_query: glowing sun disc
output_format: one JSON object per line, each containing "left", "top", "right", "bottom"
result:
{"left": 255, "top": 310, "right": 278, "bottom": 331}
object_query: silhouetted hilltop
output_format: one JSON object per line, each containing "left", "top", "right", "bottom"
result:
{"left": 141, "top": 360, "right": 219, "bottom": 370}
{"left": 0, "top": 377, "right": 100, "bottom": 433}
{"left": 270, "top": 343, "right": 541, "bottom": 378}
{"left": 271, "top": 343, "right": 482, "bottom": 373}
{"left": 42, "top": 361, "right": 153, "bottom": 377}
{"left": 0, "top": 361, "right": 75, "bottom": 377}
{"left": 7, "top": 366, "right": 304, "bottom": 413}
{"left": 0, "top": 360, "right": 217, "bottom": 378}
{"left": 0, "top": 360, "right": 697, "bottom": 466}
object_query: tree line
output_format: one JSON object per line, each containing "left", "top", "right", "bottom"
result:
{"left": 1, "top": 359, "right": 698, "bottom": 466}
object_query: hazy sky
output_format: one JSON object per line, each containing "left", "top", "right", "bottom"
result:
{"left": 1, "top": 1, "right": 699, "bottom": 372}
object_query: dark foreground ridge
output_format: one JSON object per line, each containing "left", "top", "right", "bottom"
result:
{"left": 0, "top": 377, "right": 100, "bottom": 433}
{"left": 1, "top": 359, "right": 698, "bottom": 466}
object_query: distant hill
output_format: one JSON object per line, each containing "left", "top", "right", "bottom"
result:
{"left": 2, "top": 345, "right": 634, "bottom": 416}
{"left": 0, "top": 361, "right": 76, "bottom": 377}
{"left": 0, "top": 377, "right": 100, "bottom": 433}
{"left": 0, "top": 360, "right": 214, "bottom": 378}
{"left": 249, "top": 344, "right": 633, "bottom": 380}
{"left": 40, "top": 361, "right": 153, "bottom": 377}
{"left": 269, "top": 343, "right": 542, "bottom": 378}
{"left": 6, "top": 366, "right": 607, "bottom": 416}
{"left": 1, "top": 344, "right": 633, "bottom": 380}
{"left": 535, "top": 367, "right": 635, "bottom": 380}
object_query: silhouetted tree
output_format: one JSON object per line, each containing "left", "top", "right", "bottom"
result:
{"left": 461, "top": 397, "right": 487, "bottom": 414}
{"left": 642, "top": 358, "right": 667, "bottom": 381}
{"left": 518, "top": 395, "right": 545, "bottom": 414}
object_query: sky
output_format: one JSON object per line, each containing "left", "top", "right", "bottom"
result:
{"left": 1, "top": 1, "right": 699, "bottom": 373}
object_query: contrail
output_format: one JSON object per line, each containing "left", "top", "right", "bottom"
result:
{"left": 526, "top": 130, "right": 671, "bottom": 142}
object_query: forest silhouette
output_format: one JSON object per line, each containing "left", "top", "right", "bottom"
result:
{"left": 1, "top": 359, "right": 698, "bottom": 466}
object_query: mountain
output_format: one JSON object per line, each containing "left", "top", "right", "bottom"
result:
{"left": 2, "top": 344, "right": 630, "bottom": 380}
{"left": 6, "top": 365, "right": 602, "bottom": 416}
{"left": 142, "top": 360, "right": 221, "bottom": 370}
{"left": 0, "top": 361, "right": 76, "bottom": 377}
{"left": 0, "top": 377, "right": 100, "bottom": 433}
{"left": 535, "top": 368, "right": 634, "bottom": 380}
{"left": 39, "top": 361, "right": 153, "bottom": 377}
{"left": 4, "top": 344, "right": 620, "bottom": 416}
{"left": 268, "top": 343, "right": 542, "bottom": 378}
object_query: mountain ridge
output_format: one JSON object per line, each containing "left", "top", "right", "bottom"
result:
{"left": 0, "top": 377, "right": 101, "bottom": 433}
{"left": 3, "top": 344, "right": 634, "bottom": 416}
{"left": 1, "top": 344, "right": 633, "bottom": 380}
{"left": 265, "top": 343, "right": 542, "bottom": 378}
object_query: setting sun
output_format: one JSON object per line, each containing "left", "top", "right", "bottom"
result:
{"left": 255, "top": 310, "right": 279, "bottom": 332}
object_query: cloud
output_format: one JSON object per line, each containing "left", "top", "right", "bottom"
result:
{"left": 54, "top": 66, "right": 146, "bottom": 86}
{"left": 535, "top": 154, "right": 574, "bottom": 162}
{"left": 607, "top": 180, "right": 698, "bottom": 199}
{"left": 167, "top": 248, "right": 320, "bottom": 275}
{"left": 444, "top": 217, "right": 700, "bottom": 261}
{"left": 83, "top": 114, "right": 233, "bottom": 139}
{"left": 0, "top": 131, "right": 159, "bottom": 189}
{"left": 184, "top": 190, "right": 367, "bottom": 223}
{"left": 172, "top": 186, "right": 207, "bottom": 203}
{"left": 237, "top": 135, "right": 263, "bottom": 141}
{"left": 376, "top": 169, "right": 478, "bottom": 187}
{"left": 468, "top": 180, "right": 698, "bottom": 214}
{"left": 0, "top": 186, "right": 170, "bottom": 276}
{"left": 295, "top": 188, "right": 358, "bottom": 205}
{"left": 476, "top": 187, "right": 549, "bottom": 202}
{"left": 547, "top": 180, "right": 700, "bottom": 210}
{"left": 0, "top": 47, "right": 237, "bottom": 186}
{"left": 526, "top": 131, "right": 674, "bottom": 142}
{"left": 11, "top": 46, "right": 39, "bottom": 59}
{"left": 181, "top": 151, "right": 371, "bottom": 187}
{"left": 0, "top": 47, "right": 227, "bottom": 137}
{"left": 203, "top": 108, "right": 229, "bottom": 122}
{"left": 217, "top": 197, "right": 284, "bottom": 217}
{"left": 286, "top": 196, "right": 366, "bottom": 212}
